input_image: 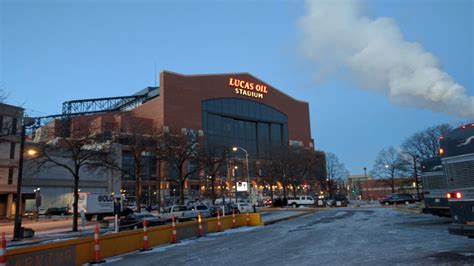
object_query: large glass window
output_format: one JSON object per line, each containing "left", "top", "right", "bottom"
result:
{"left": 122, "top": 151, "right": 156, "bottom": 181}
{"left": 202, "top": 98, "right": 288, "bottom": 160}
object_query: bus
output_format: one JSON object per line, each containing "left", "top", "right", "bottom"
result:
{"left": 420, "top": 156, "right": 450, "bottom": 217}
{"left": 440, "top": 123, "right": 474, "bottom": 237}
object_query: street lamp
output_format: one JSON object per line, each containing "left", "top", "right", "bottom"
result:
{"left": 33, "top": 187, "right": 41, "bottom": 222}
{"left": 13, "top": 117, "right": 35, "bottom": 240}
{"left": 363, "top": 167, "right": 368, "bottom": 201}
{"left": 233, "top": 165, "right": 238, "bottom": 203}
{"left": 232, "top": 146, "right": 250, "bottom": 199}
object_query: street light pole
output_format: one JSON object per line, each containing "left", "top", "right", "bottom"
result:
{"left": 232, "top": 147, "right": 250, "bottom": 199}
{"left": 13, "top": 118, "right": 34, "bottom": 240}
{"left": 363, "top": 167, "right": 367, "bottom": 200}
{"left": 233, "top": 166, "right": 238, "bottom": 204}
{"left": 33, "top": 187, "right": 40, "bottom": 222}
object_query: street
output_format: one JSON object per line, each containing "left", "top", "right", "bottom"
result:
{"left": 106, "top": 207, "right": 474, "bottom": 265}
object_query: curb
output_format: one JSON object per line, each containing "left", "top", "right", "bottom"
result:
{"left": 259, "top": 207, "right": 319, "bottom": 211}
{"left": 263, "top": 210, "right": 316, "bottom": 226}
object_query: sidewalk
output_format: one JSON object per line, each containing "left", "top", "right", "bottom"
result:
{"left": 1, "top": 216, "right": 116, "bottom": 247}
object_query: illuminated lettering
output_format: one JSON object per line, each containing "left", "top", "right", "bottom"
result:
{"left": 234, "top": 88, "right": 263, "bottom": 99}
{"left": 228, "top": 77, "right": 268, "bottom": 99}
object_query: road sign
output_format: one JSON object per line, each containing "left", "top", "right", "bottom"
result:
{"left": 237, "top": 182, "right": 248, "bottom": 192}
{"left": 80, "top": 210, "right": 86, "bottom": 229}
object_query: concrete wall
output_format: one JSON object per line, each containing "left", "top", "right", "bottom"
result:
{"left": 6, "top": 213, "right": 262, "bottom": 266}
{"left": 22, "top": 149, "right": 121, "bottom": 210}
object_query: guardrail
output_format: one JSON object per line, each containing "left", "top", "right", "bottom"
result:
{"left": 5, "top": 213, "right": 262, "bottom": 266}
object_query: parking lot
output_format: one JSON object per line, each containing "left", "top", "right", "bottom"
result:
{"left": 106, "top": 207, "right": 474, "bottom": 265}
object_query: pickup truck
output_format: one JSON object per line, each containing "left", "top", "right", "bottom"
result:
{"left": 158, "top": 205, "right": 210, "bottom": 221}
{"left": 287, "top": 196, "right": 315, "bottom": 207}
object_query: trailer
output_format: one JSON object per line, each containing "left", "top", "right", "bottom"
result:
{"left": 440, "top": 123, "right": 474, "bottom": 237}
{"left": 420, "top": 156, "right": 450, "bottom": 217}
{"left": 78, "top": 192, "right": 122, "bottom": 221}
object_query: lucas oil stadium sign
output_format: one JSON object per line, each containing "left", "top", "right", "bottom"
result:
{"left": 229, "top": 78, "right": 268, "bottom": 99}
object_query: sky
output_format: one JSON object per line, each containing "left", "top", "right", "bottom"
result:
{"left": 1, "top": 0, "right": 473, "bottom": 175}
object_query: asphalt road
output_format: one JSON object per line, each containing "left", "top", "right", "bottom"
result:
{"left": 106, "top": 207, "right": 474, "bottom": 265}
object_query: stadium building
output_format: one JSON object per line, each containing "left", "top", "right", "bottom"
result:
{"left": 27, "top": 71, "right": 323, "bottom": 207}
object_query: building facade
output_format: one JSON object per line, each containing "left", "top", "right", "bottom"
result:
{"left": 29, "top": 71, "right": 321, "bottom": 206}
{"left": 0, "top": 103, "right": 23, "bottom": 218}
{"left": 348, "top": 174, "right": 419, "bottom": 201}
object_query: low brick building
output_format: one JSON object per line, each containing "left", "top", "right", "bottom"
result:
{"left": 349, "top": 175, "right": 419, "bottom": 201}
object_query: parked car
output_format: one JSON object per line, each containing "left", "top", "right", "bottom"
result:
{"left": 262, "top": 197, "right": 272, "bottom": 207}
{"left": 379, "top": 194, "right": 415, "bottom": 205}
{"left": 210, "top": 204, "right": 238, "bottom": 216}
{"left": 119, "top": 213, "right": 166, "bottom": 231}
{"left": 235, "top": 202, "right": 253, "bottom": 213}
{"left": 146, "top": 205, "right": 160, "bottom": 211}
{"left": 189, "top": 204, "right": 211, "bottom": 218}
{"left": 38, "top": 207, "right": 48, "bottom": 216}
{"left": 326, "top": 194, "right": 349, "bottom": 207}
{"left": 23, "top": 210, "right": 35, "bottom": 218}
{"left": 209, "top": 205, "right": 221, "bottom": 217}
{"left": 157, "top": 205, "right": 198, "bottom": 221}
{"left": 287, "top": 196, "right": 315, "bottom": 207}
{"left": 45, "top": 207, "right": 69, "bottom": 216}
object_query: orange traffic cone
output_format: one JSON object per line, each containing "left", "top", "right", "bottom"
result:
{"left": 140, "top": 220, "right": 151, "bottom": 251}
{"left": 217, "top": 211, "right": 222, "bottom": 232}
{"left": 197, "top": 212, "right": 203, "bottom": 237}
{"left": 232, "top": 209, "right": 236, "bottom": 228}
{"left": 171, "top": 214, "right": 179, "bottom": 243}
{"left": 90, "top": 223, "right": 105, "bottom": 264}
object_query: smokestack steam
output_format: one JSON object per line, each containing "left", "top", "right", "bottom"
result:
{"left": 300, "top": 0, "right": 473, "bottom": 118}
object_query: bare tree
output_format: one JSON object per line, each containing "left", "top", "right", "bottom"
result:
{"left": 270, "top": 147, "right": 291, "bottom": 199}
{"left": 325, "top": 152, "right": 349, "bottom": 198}
{"left": 157, "top": 132, "right": 206, "bottom": 204}
{"left": 309, "top": 151, "right": 327, "bottom": 196}
{"left": 370, "top": 146, "right": 410, "bottom": 194}
{"left": 254, "top": 159, "right": 276, "bottom": 204}
{"left": 116, "top": 119, "right": 157, "bottom": 212}
{"left": 286, "top": 147, "right": 314, "bottom": 198}
{"left": 401, "top": 123, "right": 453, "bottom": 199}
{"left": 31, "top": 120, "right": 110, "bottom": 232}
{"left": 402, "top": 123, "right": 453, "bottom": 159}
{"left": 0, "top": 83, "right": 8, "bottom": 103}
{"left": 202, "top": 143, "right": 228, "bottom": 204}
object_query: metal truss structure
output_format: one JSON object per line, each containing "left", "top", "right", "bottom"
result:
{"left": 31, "top": 86, "right": 159, "bottom": 132}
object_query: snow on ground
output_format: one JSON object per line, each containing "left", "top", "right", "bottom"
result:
{"left": 260, "top": 210, "right": 309, "bottom": 223}
{"left": 107, "top": 207, "right": 474, "bottom": 265}
{"left": 103, "top": 226, "right": 260, "bottom": 265}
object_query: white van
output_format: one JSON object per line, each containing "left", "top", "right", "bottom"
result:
{"left": 235, "top": 202, "right": 253, "bottom": 213}
{"left": 287, "top": 196, "right": 315, "bottom": 207}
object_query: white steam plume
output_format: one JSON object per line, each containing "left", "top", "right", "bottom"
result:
{"left": 300, "top": 0, "right": 474, "bottom": 118}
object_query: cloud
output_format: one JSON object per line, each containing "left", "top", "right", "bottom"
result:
{"left": 299, "top": 0, "right": 474, "bottom": 118}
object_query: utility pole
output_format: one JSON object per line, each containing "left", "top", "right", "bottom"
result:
{"left": 363, "top": 167, "right": 368, "bottom": 201}
{"left": 233, "top": 166, "right": 238, "bottom": 204}
{"left": 13, "top": 118, "right": 35, "bottom": 240}
{"left": 413, "top": 155, "right": 421, "bottom": 200}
